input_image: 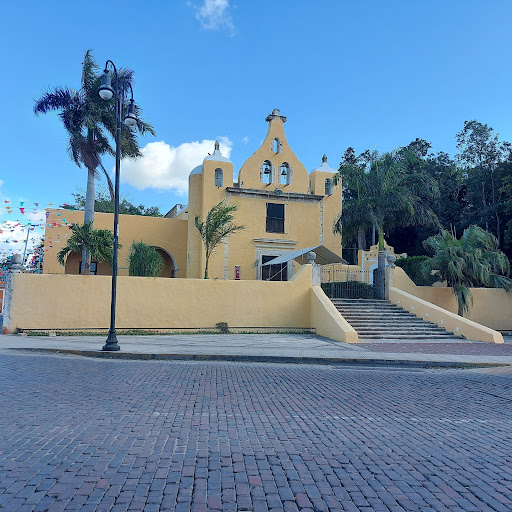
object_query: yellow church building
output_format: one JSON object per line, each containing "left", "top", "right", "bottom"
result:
{"left": 43, "top": 109, "right": 343, "bottom": 280}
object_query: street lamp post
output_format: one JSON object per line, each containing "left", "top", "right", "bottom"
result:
{"left": 98, "top": 60, "right": 138, "bottom": 352}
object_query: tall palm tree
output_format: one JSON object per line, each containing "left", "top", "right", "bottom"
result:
{"left": 195, "top": 201, "right": 245, "bottom": 279}
{"left": 57, "top": 222, "right": 115, "bottom": 273}
{"left": 34, "top": 50, "right": 155, "bottom": 273}
{"left": 334, "top": 149, "right": 439, "bottom": 252}
{"left": 423, "top": 225, "right": 512, "bottom": 316}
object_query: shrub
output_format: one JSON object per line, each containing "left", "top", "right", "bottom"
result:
{"left": 216, "top": 322, "right": 229, "bottom": 334}
{"left": 128, "top": 242, "right": 164, "bottom": 277}
{"left": 395, "top": 255, "right": 438, "bottom": 286}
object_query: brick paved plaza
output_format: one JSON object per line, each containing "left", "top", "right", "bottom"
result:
{"left": 1, "top": 353, "right": 512, "bottom": 511}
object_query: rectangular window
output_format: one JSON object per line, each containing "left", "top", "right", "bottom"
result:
{"left": 79, "top": 261, "right": 98, "bottom": 275}
{"left": 262, "top": 255, "right": 288, "bottom": 281}
{"left": 266, "top": 203, "right": 285, "bottom": 233}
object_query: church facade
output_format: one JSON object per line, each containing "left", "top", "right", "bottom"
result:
{"left": 43, "top": 109, "right": 342, "bottom": 280}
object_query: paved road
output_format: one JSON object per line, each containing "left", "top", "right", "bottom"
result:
{"left": 2, "top": 333, "right": 512, "bottom": 365}
{"left": 1, "top": 353, "right": 512, "bottom": 512}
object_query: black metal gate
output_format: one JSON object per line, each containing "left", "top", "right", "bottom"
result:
{"left": 320, "top": 268, "right": 385, "bottom": 299}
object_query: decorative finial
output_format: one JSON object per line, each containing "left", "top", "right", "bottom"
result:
{"left": 265, "top": 109, "right": 287, "bottom": 123}
{"left": 10, "top": 254, "right": 23, "bottom": 273}
{"left": 322, "top": 154, "right": 327, "bottom": 164}
{"left": 214, "top": 140, "right": 220, "bottom": 151}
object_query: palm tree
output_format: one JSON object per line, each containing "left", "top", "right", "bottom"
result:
{"left": 423, "top": 225, "right": 512, "bottom": 316}
{"left": 34, "top": 50, "right": 155, "bottom": 273}
{"left": 57, "top": 222, "right": 115, "bottom": 274}
{"left": 334, "top": 148, "right": 439, "bottom": 251}
{"left": 195, "top": 201, "right": 245, "bottom": 279}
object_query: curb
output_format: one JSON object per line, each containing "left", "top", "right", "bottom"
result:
{"left": 5, "top": 348, "right": 509, "bottom": 369}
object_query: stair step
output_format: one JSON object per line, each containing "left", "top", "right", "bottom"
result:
{"left": 327, "top": 298, "right": 461, "bottom": 341}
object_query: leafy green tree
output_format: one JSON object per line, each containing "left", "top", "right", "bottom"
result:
{"left": 195, "top": 201, "right": 245, "bottom": 279}
{"left": 423, "top": 225, "right": 512, "bottom": 316}
{"left": 128, "top": 242, "right": 164, "bottom": 277}
{"left": 333, "top": 147, "right": 374, "bottom": 251}
{"left": 456, "top": 120, "right": 511, "bottom": 244}
{"left": 62, "top": 190, "right": 163, "bottom": 217}
{"left": 501, "top": 173, "right": 512, "bottom": 258}
{"left": 57, "top": 222, "right": 115, "bottom": 275}
{"left": 389, "top": 149, "right": 467, "bottom": 255}
{"left": 334, "top": 148, "right": 439, "bottom": 252}
{"left": 34, "top": 50, "right": 155, "bottom": 272}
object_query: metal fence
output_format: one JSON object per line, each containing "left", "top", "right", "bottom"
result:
{"left": 320, "top": 267, "right": 384, "bottom": 299}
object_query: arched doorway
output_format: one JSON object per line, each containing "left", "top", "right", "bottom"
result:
{"left": 154, "top": 247, "right": 177, "bottom": 278}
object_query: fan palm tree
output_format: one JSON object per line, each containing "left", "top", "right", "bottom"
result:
{"left": 195, "top": 201, "right": 245, "bottom": 279}
{"left": 57, "top": 222, "right": 115, "bottom": 274}
{"left": 423, "top": 225, "right": 512, "bottom": 316}
{"left": 34, "top": 50, "right": 155, "bottom": 273}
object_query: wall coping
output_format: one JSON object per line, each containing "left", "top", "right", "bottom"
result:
{"left": 389, "top": 287, "right": 503, "bottom": 344}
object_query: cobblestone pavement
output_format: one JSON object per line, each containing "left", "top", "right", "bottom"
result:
{"left": 1, "top": 354, "right": 512, "bottom": 512}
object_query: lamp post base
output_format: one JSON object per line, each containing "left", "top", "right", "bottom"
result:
{"left": 102, "top": 331, "right": 120, "bottom": 351}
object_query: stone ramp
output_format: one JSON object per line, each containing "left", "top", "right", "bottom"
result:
{"left": 331, "top": 298, "right": 462, "bottom": 342}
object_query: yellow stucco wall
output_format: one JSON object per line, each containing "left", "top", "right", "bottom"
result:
{"left": 310, "top": 286, "right": 359, "bottom": 343}
{"left": 44, "top": 210, "right": 188, "bottom": 277}
{"left": 7, "top": 265, "right": 315, "bottom": 331}
{"left": 392, "top": 266, "right": 512, "bottom": 331}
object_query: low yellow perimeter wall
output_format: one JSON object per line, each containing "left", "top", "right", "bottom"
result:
{"left": 6, "top": 266, "right": 313, "bottom": 331}
{"left": 5, "top": 266, "right": 359, "bottom": 343}
{"left": 393, "top": 267, "right": 512, "bottom": 332}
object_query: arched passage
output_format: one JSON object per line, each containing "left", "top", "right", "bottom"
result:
{"left": 154, "top": 247, "right": 177, "bottom": 278}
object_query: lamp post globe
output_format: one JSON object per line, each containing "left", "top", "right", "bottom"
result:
{"left": 123, "top": 99, "right": 138, "bottom": 126}
{"left": 98, "top": 71, "right": 114, "bottom": 101}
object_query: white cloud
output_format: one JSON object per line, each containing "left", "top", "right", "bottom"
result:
{"left": 120, "top": 138, "right": 233, "bottom": 194}
{"left": 242, "top": 136, "right": 249, "bottom": 144}
{"left": 192, "top": 0, "right": 235, "bottom": 34}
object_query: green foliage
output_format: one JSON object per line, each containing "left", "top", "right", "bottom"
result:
{"left": 195, "top": 201, "right": 245, "bottom": 279}
{"left": 216, "top": 322, "right": 229, "bottom": 334}
{"left": 389, "top": 149, "right": 467, "bottom": 255}
{"left": 456, "top": 120, "right": 511, "bottom": 246}
{"left": 62, "top": 190, "right": 162, "bottom": 217}
{"left": 128, "top": 242, "right": 165, "bottom": 277}
{"left": 34, "top": 50, "right": 155, "bottom": 273}
{"left": 423, "top": 225, "right": 512, "bottom": 316}
{"left": 334, "top": 147, "right": 439, "bottom": 251}
{"left": 395, "top": 256, "right": 438, "bottom": 286}
{"left": 57, "top": 222, "right": 115, "bottom": 274}
{"left": 34, "top": 50, "right": 155, "bottom": 177}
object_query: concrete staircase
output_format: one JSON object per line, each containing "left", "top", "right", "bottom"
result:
{"left": 331, "top": 299, "right": 462, "bottom": 341}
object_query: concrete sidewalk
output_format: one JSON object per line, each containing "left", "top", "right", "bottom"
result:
{"left": 1, "top": 332, "right": 512, "bottom": 366}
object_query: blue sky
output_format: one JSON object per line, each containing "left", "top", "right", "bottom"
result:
{"left": 1, "top": 0, "right": 512, "bottom": 260}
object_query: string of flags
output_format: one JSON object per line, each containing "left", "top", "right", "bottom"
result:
{"left": 0, "top": 202, "right": 74, "bottom": 259}
{"left": 0, "top": 200, "right": 79, "bottom": 215}
{"left": 0, "top": 201, "right": 84, "bottom": 272}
